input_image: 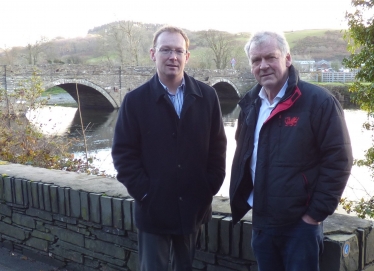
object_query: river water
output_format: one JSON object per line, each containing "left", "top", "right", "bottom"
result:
{"left": 27, "top": 102, "right": 373, "bottom": 206}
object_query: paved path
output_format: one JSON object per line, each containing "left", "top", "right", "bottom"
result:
{"left": 0, "top": 247, "right": 63, "bottom": 271}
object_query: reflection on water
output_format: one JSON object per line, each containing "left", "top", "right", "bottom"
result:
{"left": 26, "top": 102, "right": 373, "bottom": 206}
{"left": 221, "top": 101, "right": 241, "bottom": 128}
{"left": 27, "top": 107, "right": 117, "bottom": 152}
{"left": 220, "top": 100, "right": 239, "bottom": 116}
{"left": 66, "top": 108, "right": 118, "bottom": 152}
{"left": 26, "top": 107, "right": 78, "bottom": 136}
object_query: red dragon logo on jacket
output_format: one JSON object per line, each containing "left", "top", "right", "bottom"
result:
{"left": 284, "top": 117, "right": 299, "bottom": 126}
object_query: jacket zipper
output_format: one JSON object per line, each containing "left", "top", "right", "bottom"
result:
{"left": 302, "top": 173, "right": 311, "bottom": 206}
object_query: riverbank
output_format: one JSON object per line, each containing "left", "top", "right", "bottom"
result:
{"left": 44, "top": 93, "right": 77, "bottom": 105}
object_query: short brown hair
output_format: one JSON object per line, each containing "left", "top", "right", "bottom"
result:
{"left": 152, "top": 25, "right": 190, "bottom": 50}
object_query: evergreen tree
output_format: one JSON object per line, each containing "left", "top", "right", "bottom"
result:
{"left": 341, "top": 0, "right": 374, "bottom": 219}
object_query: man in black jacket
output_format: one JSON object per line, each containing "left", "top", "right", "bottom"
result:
{"left": 112, "top": 26, "right": 227, "bottom": 271}
{"left": 229, "top": 31, "right": 352, "bottom": 271}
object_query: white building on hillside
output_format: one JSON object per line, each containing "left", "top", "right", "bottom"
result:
{"left": 293, "top": 60, "right": 316, "bottom": 72}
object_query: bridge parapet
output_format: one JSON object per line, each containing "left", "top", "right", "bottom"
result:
{"left": 1, "top": 65, "right": 255, "bottom": 108}
{"left": 2, "top": 64, "right": 122, "bottom": 92}
{"left": 186, "top": 68, "right": 256, "bottom": 97}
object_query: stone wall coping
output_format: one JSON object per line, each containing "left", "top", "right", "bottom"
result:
{"left": 0, "top": 162, "right": 372, "bottom": 235}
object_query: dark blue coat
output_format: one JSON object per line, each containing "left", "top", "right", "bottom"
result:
{"left": 112, "top": 73, "right": 227, "bottom": 235}
{"left": 230, "top": 65, "right": 353, "bottom": 227}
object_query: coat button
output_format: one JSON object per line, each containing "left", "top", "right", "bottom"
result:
{"left": 179, "top": 197, "right": 183, "bottom": 201}
{"left": 172, "top": 133, "right": 176, "bottom": 138}
{"left": 178, "top": 164, "right": 181, "bottom": 168}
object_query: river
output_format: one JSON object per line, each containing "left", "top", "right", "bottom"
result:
{"left": 27, "top": 101, "right": 373, "bottom": 206}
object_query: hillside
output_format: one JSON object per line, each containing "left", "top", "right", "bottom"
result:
{"left": 287, "top": 30, "right": 348, "bottom": 60}
{"left": 0, "top": 21, "right": 350, "bottom": 70}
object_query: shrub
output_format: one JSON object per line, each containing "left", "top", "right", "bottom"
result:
{"left": 0, "top": 67, "right": 97, "bottom": 174}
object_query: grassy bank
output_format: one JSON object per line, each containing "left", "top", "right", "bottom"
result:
{"left": 42, "top": 86, "right": 67, "bottom": 96}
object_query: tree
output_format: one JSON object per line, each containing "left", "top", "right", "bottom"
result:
{"left": 0, "top": 46, "right": 19, "bottom": 65}
{"left": 340, "top": 0, "right": 374, "bottom": 219}
{"left": 0, "top": 68, "right": 69, "bottom": 168}
{"left": 200, "top": 30, "right": 234, "bottom": 69}
{"left": 43, "top": 41, "right": 59, "bottom": 64}
{"left": 24, "top": 37, "right": 49, "bottom": 65}
{"left": 106, "top": 20, "right": 146, "bottom": 66}
{"left": 188, "top": 48, "right": 214, "bottom": 69}
{"left": 107, "top": 23, "right": 127, "bottom": 65}
{"left": 118, "top": 21, "right": 142, "bottom": 66}
{"left": 0, "top": 69, "right": 103, "bottom": 174}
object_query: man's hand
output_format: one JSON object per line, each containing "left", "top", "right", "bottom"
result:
{"left": 302, "top": 214, "right": 321, "bottom": 225}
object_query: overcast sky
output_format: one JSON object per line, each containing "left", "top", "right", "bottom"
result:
{"left": 1, "top": 0, "right": 353, "bottom": 47}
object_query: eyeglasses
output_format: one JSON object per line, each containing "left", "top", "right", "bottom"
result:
{"left": 155, "top": 47, "right": 187, "bottom": 56}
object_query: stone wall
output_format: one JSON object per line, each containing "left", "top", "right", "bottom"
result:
{"left": 0, "top": 163, "right": 373, "bottom": 271}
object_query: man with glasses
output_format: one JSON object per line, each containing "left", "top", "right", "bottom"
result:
{"left": 112, "top": 26, "right": 227, "bottom": 271}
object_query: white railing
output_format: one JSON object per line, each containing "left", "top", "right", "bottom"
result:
{"left": 299, "top": 72, "right": 358, "bottom": 83}
{"left": 321, "top": 72, "right": 357, "bottom": 83}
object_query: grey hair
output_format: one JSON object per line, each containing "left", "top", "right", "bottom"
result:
{"left": 244, "top": 31, "right": 290, "bottom": 61}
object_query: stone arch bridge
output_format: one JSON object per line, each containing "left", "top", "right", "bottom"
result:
{"left": 0, "top": 65, "right": 257, "bottom": 109}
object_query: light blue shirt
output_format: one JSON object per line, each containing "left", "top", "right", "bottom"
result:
{"left": 247, "top": 80, "right": 288, "bottom": 207}
{"left": 159, "top": 78, "right": 185, "bottom": 118}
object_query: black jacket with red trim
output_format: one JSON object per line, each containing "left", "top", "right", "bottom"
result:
{"left": 229, "top": 65, "right": 353, "bottom": 227}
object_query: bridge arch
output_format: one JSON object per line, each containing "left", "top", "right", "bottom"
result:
{"left": 45, "top": 79, "right": 118, "bottom": 109}
{"left": 211, "top": 79, "right": 241, "bottom": 100}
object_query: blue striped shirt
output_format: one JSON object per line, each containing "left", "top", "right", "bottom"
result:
{"left": 159, "top": 79, "right": 185, "bottom": 118}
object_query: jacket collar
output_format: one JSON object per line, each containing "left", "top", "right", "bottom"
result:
{"left": 150, "top": 72, "right": 203, "bottom": 103}
{"left": 285, "top": 65, "right": 299, "bottom": 96}
{"left": 238, "top": 65, "right": 299, "bottom": 109}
